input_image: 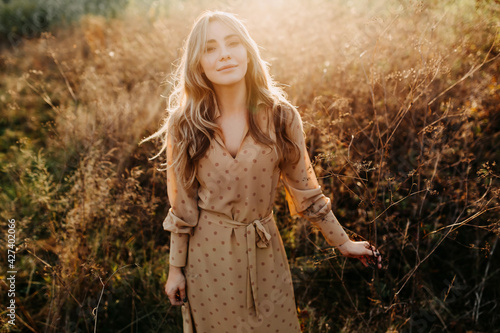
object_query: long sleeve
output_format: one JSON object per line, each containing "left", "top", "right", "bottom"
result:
{"left": 280, "top": 108, "right": 349, "bottom": 247}
{"left": 163, "top": 132, "right": 200, "bottom": 267}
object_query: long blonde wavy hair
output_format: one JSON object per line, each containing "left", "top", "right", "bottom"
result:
{"left": 142, "top": 11, "right": 300, "bottom": 189}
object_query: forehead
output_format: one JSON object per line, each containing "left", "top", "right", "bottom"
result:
{"left": 205, "top": 20, "right": 239, "bottom": 42}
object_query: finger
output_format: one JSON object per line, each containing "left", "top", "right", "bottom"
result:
{"left": 375, "top": 250, "right": 382, "bottom": 264}
{"left": 364, "top": 247, "right": 375, "bottom": 257}
{"left": 366, "top": 245, "right": 380, "bottom": 257}
{"left": 167, "top": 294, "right": 180, "bottom": 305}
{"left": 368, "top": 249, "right": 383, "bottom": 269}
{"left": 165, "top": 283, "right": 175, "bottom": 301}
{"left": 365, "top": 243, "right": 379, "bottom": 255}
{"left": 167, "top": 291, "right": 178, "bottom": 305}
{"left": 166, "top": 288, "right": 183, "bottom": 306}
{"left": 179, "top": 285, "right": 187, "bottom": 303}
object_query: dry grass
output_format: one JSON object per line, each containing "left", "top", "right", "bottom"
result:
{"left": 0, "top": 0, "right": 499, "bottom": 332}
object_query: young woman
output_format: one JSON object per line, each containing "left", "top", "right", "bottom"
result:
{"left": 145, "top": 10, "right": 382, "bottom": 333}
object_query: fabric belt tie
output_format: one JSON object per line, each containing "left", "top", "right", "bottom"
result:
{"left": 201, "top": 210, "right": 273, "bottom": 316}
{"left": 245, "top": 216, "right": 272, "bottom": 315}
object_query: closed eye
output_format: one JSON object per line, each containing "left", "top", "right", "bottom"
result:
{"left": 227, "top": 36, "right": 241, "bottom": 47}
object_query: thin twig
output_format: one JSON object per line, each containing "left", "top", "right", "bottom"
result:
{"left": 369, "top": 189, "right": 429, "bottom": 224}
{"left": 474, "top": 235, "right": 498, "bottom": 323}
{"left": 93, "top": 264, "right": 139, "bottom": 333}
{"left": 427, "top": 204, "right": 499, "bottom": 236}
{"left": 395, "top": 204, "right": 498, "bottom": 296}
{"left": 326, "top": 259, "right": 370, "bottom": 327}
{"left": 428, "top": 34, "right": 500, "bottom": 106}
{"left": 48, "top": 49, "right": 78, "bottom": 104}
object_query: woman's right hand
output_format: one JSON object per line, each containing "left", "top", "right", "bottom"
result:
{"left": 337, "top": 239, "right": 383, "bottom": 269}
{"left": 165, "top": 265, "right": 187, "bottom": 306}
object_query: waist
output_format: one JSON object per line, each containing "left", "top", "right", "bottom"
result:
{"left": 199, "top": 209, "right": 274, "bottom": 228}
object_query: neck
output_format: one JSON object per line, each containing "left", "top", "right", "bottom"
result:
{"left": 213, "top": 80, "right": 247, "bottom": 115}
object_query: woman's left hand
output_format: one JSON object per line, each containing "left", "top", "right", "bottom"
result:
{"left": 337, "top": 240, "right": 383, "bottom": 269}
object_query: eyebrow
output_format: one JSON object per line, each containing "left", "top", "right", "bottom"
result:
{"left": 206, "top": 34, "right": 239, "bottom": 44}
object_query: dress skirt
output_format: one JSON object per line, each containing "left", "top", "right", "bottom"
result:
{"left": 183, "top": 210, "right": 301, "bottom": 333}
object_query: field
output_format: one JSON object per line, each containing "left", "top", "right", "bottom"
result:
{"left": 0, "top": 0, "right": 499, "bottom": 332}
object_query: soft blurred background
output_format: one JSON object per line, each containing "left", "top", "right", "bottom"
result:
{"left": 0, "top": 0, "right": 499, "bottom": 332}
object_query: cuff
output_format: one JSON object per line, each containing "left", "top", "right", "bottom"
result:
{"left": 169, "top": 232, "right": 189, "bottom": 267}
{"left": 284, "top": 185, "right": 324, "bottom": 216}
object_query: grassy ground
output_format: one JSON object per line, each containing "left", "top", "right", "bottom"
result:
{"left": 0, "top": 0, "right": 499, "bottom": 332}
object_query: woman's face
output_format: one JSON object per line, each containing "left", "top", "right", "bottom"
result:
{"left": 200, "top": 20, "right": 248, "bottom": 88}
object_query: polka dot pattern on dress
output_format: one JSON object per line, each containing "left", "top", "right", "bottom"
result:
{"left": 163, "top": 105, "right": 348, "bottom": 332}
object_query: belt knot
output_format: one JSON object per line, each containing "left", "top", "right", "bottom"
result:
{"left": 252, "top": 219, "right": 271, "bottom": 248}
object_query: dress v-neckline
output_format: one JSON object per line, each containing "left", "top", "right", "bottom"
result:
{"left": 214, "top": 127, "right": 249, "bottom": 159}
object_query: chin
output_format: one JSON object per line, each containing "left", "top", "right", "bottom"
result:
{"left": 212, "top": 74, "right": 246, "bottom": 86}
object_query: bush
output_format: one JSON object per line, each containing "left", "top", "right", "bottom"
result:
{"left": 0, "top": 0, "right": 129, "bottom": 47}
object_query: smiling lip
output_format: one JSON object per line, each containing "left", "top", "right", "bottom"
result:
{"left": 217, "top": 64, "right": 238, "bottom": 71}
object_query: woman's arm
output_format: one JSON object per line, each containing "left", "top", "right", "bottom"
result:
{"left": 279, "top": 106, "right": 382, "bottom": 268}
{"left": 163, "top": 130, "right": 200, "bottom": 304}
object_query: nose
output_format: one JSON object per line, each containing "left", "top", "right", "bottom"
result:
{"left": 219, "top": 45, "right": 231, "bottom": 60}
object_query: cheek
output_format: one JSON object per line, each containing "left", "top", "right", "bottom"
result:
{"left": 200, "top": 55, "right": 214, "bottom": 73}
{"left": 238, "top": 47, "right": 248, "bottom": 63}
{"left": 200, "top": 58, "right": 208, "bottom": 73}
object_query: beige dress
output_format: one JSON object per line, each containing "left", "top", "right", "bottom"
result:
{"left": 163, "top": 105, "right": 348, "bottom": 333}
